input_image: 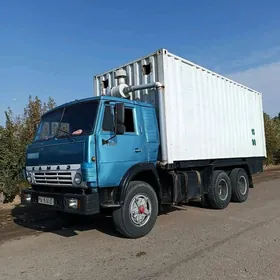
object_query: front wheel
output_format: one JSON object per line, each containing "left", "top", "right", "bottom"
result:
{"left": 112, "top": 181, "right": 158, "bottom": 239}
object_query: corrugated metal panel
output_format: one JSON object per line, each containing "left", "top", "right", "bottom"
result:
{"left": 162, "top": 52, "right": 266, "bottom": 162}
{"left": 94, "top": 50, "right": 162, "bottom": 109}
{"left": 94, "top": 49, "right": 266, "bottom": 164}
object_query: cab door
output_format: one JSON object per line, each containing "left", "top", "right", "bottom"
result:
{"left": 96, "top": 102, "right": 147, "bottom": 188}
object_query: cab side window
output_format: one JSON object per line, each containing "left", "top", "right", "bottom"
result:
{"left": 102, "top": 105, "right": 114, "bottom": 132}
{"left": 102, "top": 105, "right": 135, "bottom": 133}
{"left": 124, "top": 108, "right": 135, "bottom": 133}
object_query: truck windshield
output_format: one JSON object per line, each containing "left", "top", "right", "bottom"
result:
{"left": 34, "top": 100, "right": 99, "bottom": 141}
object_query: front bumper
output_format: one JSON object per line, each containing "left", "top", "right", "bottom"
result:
{"left": 21, "top": 189, "right": 100, "bottom": 215}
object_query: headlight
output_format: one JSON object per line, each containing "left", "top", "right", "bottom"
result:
{"left": 68, "top": 198, "right": 79, "bottom": 209}
{"left": 23, "top": 193, "right": 31, "bottom": 203}
{"left": 74, "top": 173, "right": 82, "bottom": 185}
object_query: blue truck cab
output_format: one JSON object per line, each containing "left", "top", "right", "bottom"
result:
{"left": 21, "top": 95, "right": 162, "bottom": 238}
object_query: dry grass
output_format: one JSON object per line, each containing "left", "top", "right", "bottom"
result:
{"left": 0, "top": 195, "right": 21, "bottom": 209}
{"left": 263, "top": 164, "right": 280, "bottom": 170}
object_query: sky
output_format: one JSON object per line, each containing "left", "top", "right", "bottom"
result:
{"left": 1, "top": 0, "right": 280, "bottom": 125}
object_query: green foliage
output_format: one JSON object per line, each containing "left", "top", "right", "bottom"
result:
{"left": 0, "top": 96, "right": 56, "bottom": 202}
{"left": 264, "top": 112, "right": 280, "bottom": 165}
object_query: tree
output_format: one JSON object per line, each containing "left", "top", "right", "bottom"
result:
{"left": 0, "top": 110, "right": 23, "bottom": 201}
{"left": 21, "top": 96, "right": 56, "bottom": 145}
{"left": 263, "top": 112, "right": 280, "bottom": 165}
{"left": 272, "top": 112, "right": 280, "bottom": 121}
{"left": 0, "top": 95, "right": 56, "bottom": 202}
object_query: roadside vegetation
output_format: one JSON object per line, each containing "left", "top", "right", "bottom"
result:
{"left": 0, "top": 96, "right": 55, "bottom": 203}
{"left": 0, "top": 95, "right": 279, "bottom": 203}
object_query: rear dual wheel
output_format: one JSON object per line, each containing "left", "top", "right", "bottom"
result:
{"left": 229, "top": 168, "right": 249, "bottom": 203}
{"left": 207, "top": 170, "right": 232, "bottom": 209}
{"left": 204, "top": 168, "right": 249, "bottom": 209}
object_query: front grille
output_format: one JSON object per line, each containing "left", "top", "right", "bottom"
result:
{"left": 34, "top": 172, "right": 72, "bottom": 186}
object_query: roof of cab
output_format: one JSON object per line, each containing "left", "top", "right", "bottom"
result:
{"left": 42, "top": 95, "right": 154, "bottom": 117}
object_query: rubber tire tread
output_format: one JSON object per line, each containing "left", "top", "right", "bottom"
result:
{"left": 207, "top": 170, "right": 232, "bottom": 209}
{"left": 112, "top": 181, "right": 158, "bottom": 239}
{"left": 230, "top": 168, "right": 249, "bottom": 203}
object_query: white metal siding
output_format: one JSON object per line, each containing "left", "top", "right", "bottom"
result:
{"left": 94, "top": 49, "right": 266, "bottom": 164}
{"left": 94, "top": 51, "right": 162, "bottom": 108}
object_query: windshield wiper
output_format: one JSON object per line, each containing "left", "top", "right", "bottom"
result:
{"left": 55, "top": 107, "right": 66, "bottom": 139}
{"left": 55, "top": 109, "right": 75, "bottom": 141}
{"left": 56, "top": 128, "right": 76, "bottom": 141}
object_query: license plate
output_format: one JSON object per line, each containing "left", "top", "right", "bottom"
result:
{"left": 38, "top": 196, "right": 54, "bottom": 206}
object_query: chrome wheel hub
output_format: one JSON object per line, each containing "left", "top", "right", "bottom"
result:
{"left": 129, "top": 194, "right": 152, "bottom": 227}
{"left": 238, "top": 175, "right": 248, "bottom": 195}
{"left": 216, "top": 179, "right": 229, "bottom": 201}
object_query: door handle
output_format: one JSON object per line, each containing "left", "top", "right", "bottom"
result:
{"left": 134, "top": 148, "right": 142, "bottom": 153}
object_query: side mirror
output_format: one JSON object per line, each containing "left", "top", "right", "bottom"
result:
{"left": 115, "top": 103, "right": 125, "bottom": 125}
{"left": 116, "top": 124, "right": 125, "bottom": 135}
{"left": 102, "top": 103, "right": 125, "bottom": 145}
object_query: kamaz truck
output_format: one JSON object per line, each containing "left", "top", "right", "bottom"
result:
{"left": 21, "top": 49, "right": 266, "bottom": 238}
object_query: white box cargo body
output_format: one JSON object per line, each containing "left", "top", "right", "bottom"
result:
{"left": 94, "top": 48, "right": 266, "bottom": 164}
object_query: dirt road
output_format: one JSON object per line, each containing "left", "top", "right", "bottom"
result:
{"left": 1, "top": 169, "right": 280, "bottom": 280}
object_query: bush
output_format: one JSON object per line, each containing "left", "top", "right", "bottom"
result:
{"left": 264, "top": 113, "right": 280, "bottom": 165}
{"left": 0, "top": 96, "right": 56, "bottom": 203}
{"left": 0, "top": 180, "right": 19, "bottom": 203}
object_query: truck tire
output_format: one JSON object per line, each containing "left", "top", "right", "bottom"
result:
{"left": 207, "top": 170, "right": 232, "bottom": 209}
{"left": 112, "top": 181, "right": 158, "bottom": 239}
{"left": 229, "top": 168, "right": 249, "bottom": 203}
